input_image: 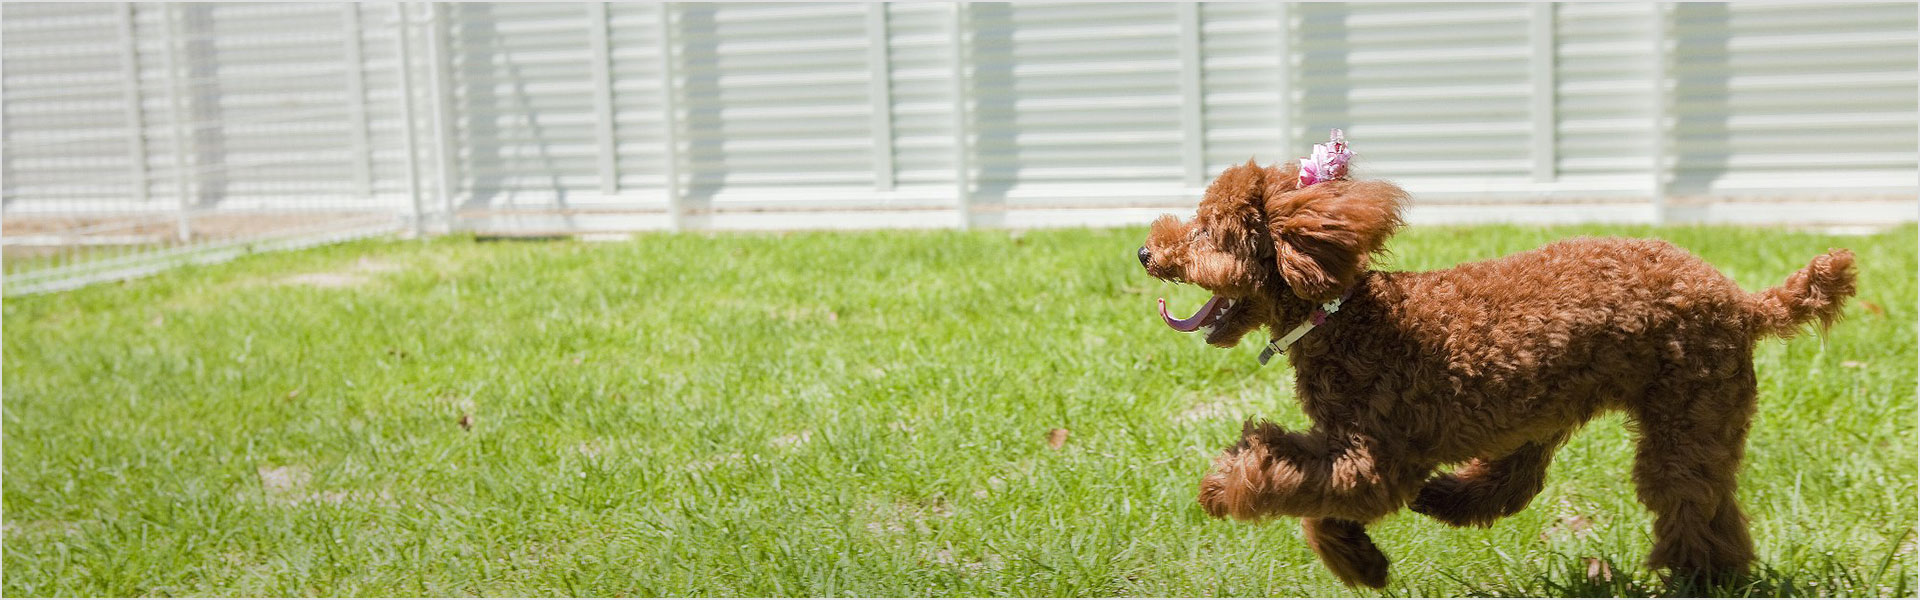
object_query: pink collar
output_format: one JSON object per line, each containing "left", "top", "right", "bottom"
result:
{"left": 1257, "top": 285, "right": 1357, "bottom": 366}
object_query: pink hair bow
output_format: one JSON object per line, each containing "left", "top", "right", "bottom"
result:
{"left": 1297, "top": 128, "right": 1353, "bottom": 187}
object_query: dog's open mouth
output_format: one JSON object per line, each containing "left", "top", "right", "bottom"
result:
{"left": 1159, "top": 295, "right": 1235, "bottom": 335}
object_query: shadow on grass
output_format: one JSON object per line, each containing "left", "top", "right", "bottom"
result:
{"left": 1447, "top": 551, "right": 1916, "bottom": 598}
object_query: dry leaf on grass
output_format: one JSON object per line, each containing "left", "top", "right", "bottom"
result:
{"left": 1861, "top": 300, "right": 1886, "bottom": 316}
{"left": 1046, "top": 428, "right": 1070, "bottom": 449}
{"left": 457, "top": 413, "right": 473, "bottom": 431}
{"left": 1582, "top": 556, "right": 1614, "bottom": 583}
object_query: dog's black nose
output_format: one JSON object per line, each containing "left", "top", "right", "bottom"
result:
{"left": 1137, "top": 246, "right": 1152, "bottom": 267}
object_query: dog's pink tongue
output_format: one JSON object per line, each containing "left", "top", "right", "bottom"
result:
{"left": 1159, "top": 295, "right": 1226, "bottom": 332}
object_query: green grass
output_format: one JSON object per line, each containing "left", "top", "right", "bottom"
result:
{"left": 4, "top": 224, "right": 1915, "bottom": 597}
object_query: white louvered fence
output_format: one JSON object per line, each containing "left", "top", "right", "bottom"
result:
{"left": 3, "top": 3, "right": 1916, "bottom": 294}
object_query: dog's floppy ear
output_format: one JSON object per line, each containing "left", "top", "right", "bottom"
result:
{"left": 1262, "top": 166, "right": 1408, "bottom": 303}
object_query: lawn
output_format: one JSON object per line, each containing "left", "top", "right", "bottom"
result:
{"left": 3, "top": 224, "right": 1915, "bottom": 597}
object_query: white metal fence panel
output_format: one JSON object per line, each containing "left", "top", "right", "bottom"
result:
{"left": 674, "top": 4, "right": 876, "bottom": 201}
{"left": 885, "top": 3, "right": 962, "bottom": 198}
{"left": 132, "top": 4, "right": 362, "bottom": 204}
{"left": 4, "top": 2, "right": 1916, "bottom": 294}
{"left": 605, "top": 3, "right": 672, "bottom": 207}
{"left": 1556, "top": 2, "right": 1661, "bottom": 197}
{"left": 1668, "top": 2, "right": 1918, "bottom": 196}
{"left": 1200, "top": 2, "right": 1288, "bottom": 177}
{"left": 4, "top": 3, "right": 139, "bottom": 210}
{"left": 445, "top": 3, "right": 599, "bottom": 206}
{"left": 1299, "top": 3, "right": 1536, "bottom": 196}
{"left": 2, "top": 3, "right": 404, "bottom": 294}
{"left": 969, "top": 4, "right": 1186, "bottom": 198}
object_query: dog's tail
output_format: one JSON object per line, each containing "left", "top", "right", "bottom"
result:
{"left": 1747, "top": 248, "right": 1856, "bottom": 339}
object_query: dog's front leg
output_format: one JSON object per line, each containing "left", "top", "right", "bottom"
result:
{"left": 1198, "top": 420, "right": 1413, "bottom": 588}
{"left": 1301, "top": 517, "right": 1390, "bottom": 588}
{"left": 1196, "top": 420, "right": 1417, "bottom": 523}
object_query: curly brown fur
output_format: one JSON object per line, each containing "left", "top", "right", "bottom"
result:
{"left": 1144, "top": 160, "right": 1858, "bottom": 589}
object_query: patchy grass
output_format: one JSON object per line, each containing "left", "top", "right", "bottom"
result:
{"left": 4, "top": 224, "right": 1914, "bottom": 597}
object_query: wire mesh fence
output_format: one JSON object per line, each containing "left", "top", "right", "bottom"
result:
{"left": 4, "top": 2, "right": 1916, "bottom": 295}
{"left": 2, "top": 3, "right": 416, "bottom": 294}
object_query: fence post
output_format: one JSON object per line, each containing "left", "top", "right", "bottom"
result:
{"left": 161, "top": 3, "right": 191, "bottom": 242}
{"left": 655, "top": 2, "right": 683, "bottom": 230}
{"left": 1274, "top": 2, "right": 1292, "bottom": 160}
{"left": 425, "top": 2, "right": 457, "bottom": 231}
{"left": 588, "top": 2, "right": 618, "bottom": 197}
{"left": 867, "top": 3, "right": 896, "bottom": 191}
{"left": 117, "top": 3, "right": 148, "bottom": 204}
{"left": 1648, "top": 2, "right": 1669, "bottom": 224}
{"left": 1529, "top": 3, "right": 1556, "bottom": 184}
{"left": 948, "top": 3, "right": 972, "bottom": 229}
{"left": 1177, "top": 2, "right": 1205, "bottom": 185}
{"left": 394, "top": 3, "right": 424, "bottom": 237}
{"left": 343, "top": 4, "right": 373, "bottom": 198}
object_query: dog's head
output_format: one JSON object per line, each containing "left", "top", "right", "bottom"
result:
{"left": 1138, "top": 159, "right": 1407, "bottom": 347}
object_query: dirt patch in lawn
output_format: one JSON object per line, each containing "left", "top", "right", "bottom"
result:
{"left": 255, "top": 465, "right": 394, "bottom": 507}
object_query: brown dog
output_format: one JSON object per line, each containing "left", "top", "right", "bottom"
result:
{"left": 1139, "top": 159, "right": 1856, "bottom": 588}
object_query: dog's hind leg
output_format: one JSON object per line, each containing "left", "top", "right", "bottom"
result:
{"left": 1301, "top": 517, "right": 1390, "bottom": 588}
{"left": 1409, "top": 431, "right": 1570, "bottom": 528}
{"left": 1632, "top": 367, "right": 1758, "bottom": 584}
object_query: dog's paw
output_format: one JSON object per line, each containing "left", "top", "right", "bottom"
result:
{"left": 1341, "top": 553, "right": 1390, "bottom": 590}
{"left": 1197, "top": 470, "right": 1231, "bottom": 519}
{"left": 1303, "top": 518, "right": 1390, "bottom": 589}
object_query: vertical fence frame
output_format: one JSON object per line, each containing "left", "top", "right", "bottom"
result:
{"left": 342, "top": 4, "right": 373, "bottom": 198}
{"left": 867, "top": 3, "right": 896, "bottom": 191}
{"left": 1274, "top": 2, "right": 1293, "bottom": 160}
{"left": 116, "top": 3, "right": 148, "bottom": 204}
{"left": 1176, "top": 2, "right": 1205, "bottom": 186}
{"left": 160, "top": 3, "right": 191, "bottom": 242}
{"left": 655, "top": 2, "right": 683, "bottom": 230}
{"left": 425, "top": 2, "right": 457, "bottom": 230}
{"left": 587, "top": 2, "right": 618, "bottom": 198}
{"left": 1648, "top": 2, "right": 1670, "bottom": 223}
{"left": 948, "top": 3, "right": 972, "bottom": 229}
{"left": 1529, "top": 3, "right": 1556, "bottom": 184}
{"left": 394, "top": 3, "right": 424, "bottom": 236}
